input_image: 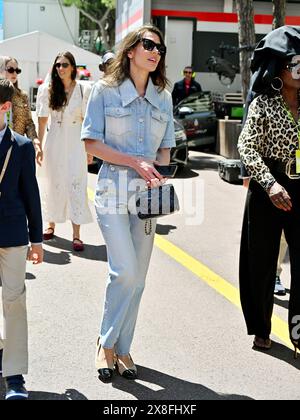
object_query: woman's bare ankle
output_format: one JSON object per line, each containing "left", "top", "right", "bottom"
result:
{"left": 101, "top": 347, "right": 115, "bottom": 363}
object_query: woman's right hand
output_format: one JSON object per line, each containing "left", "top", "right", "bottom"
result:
{"left": 130, "top": 157, "right": 167, "bottom": 189}
{"left": 267, "top": 182, "right": 292, "bottom": 212}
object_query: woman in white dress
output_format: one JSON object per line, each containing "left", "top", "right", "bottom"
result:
{"left": 36, "top": 51, "right": 93, "bottom": 251}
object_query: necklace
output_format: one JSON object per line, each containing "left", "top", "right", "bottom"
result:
{"left": 65, "top": 81, "right": 76, "bottom": 105}
{"left": 58, "top": 81, "right": 76, "bottom": 126}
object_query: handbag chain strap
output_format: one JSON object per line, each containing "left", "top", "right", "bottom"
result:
{"left": 0, "top": 135, "right": 14, "bottom": 196}
{"left": 0, "top": 146, "right": 13, "bottom": 184}
{"left": 144, "top": 186, "right": 155, "bottom": 236}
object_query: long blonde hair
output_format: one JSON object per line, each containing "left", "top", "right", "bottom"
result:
{"left": 2, "top": 57, "right": 21, "bottom": 91}
{"left": 104, "top": 24, "right": 169, "bottom": 91}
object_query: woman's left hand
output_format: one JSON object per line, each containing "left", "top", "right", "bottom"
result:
{"left": 268, "top": 182, "right": 293, "bottom": 211}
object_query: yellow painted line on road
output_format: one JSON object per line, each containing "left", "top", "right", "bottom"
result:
{"left": 88, "top": 187, "right": 292, "bottom": 350}
{"left": 154, "top": 235, "right": 292, "bottom": 350}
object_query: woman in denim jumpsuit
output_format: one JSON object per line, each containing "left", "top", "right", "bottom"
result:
{"left": 81, "top": 25, "right": 175, "bottom": 381}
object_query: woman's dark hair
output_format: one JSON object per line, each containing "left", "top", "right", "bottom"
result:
{"left": 250, "top": 26, "right": 300, "bottom": 97}
{"left": 0, "top": 79, "right": 15, "bottom": 104}
{"left": 259, "top": 58, "right": 288, "bottom": 97}
{"left": 49, "top": 52, "right": 77, "bottom": 110}
{"left": 104, "top": 24, "right": 169, "bottom": 91}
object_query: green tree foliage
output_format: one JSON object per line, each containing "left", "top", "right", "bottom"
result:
{"left": 63, "top": 0, "right": 116, "bottom": 51}
{"left": 102, "top": 0, "right": 116, "bottom": 8}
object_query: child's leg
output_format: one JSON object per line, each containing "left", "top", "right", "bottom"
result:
{"left": 0, "top": 246, "right": 28, "bottom": 378}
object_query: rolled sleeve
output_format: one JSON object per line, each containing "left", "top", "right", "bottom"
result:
{"left": 36, "top": 84, "right": 50, "bottom": 118}
{"left": 159, "top": 93, "right": 176, "bottom": 149}
{"left": 81, "top": 83, "right": 105, "bottom": 143}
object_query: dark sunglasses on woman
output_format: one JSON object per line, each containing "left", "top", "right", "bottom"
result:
{"left": 140, "top": 38, "right": 167, "bottom": 56}
{"left": 6, "top": 67, "right": 22, "bottom": 75}
{"left": 286, "top": 62, "right": 300, "bottom": 71}
{"left": 55, "top": 63, "right": 70, "bottom": 69}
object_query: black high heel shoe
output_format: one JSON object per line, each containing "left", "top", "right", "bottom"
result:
{"left": 115, "top": 355, "right": 137, "bottom": 380}
{"left": 95, "top": 339, "right": 114, "bottom": 382}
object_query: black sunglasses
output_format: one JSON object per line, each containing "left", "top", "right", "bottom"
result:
{"left": 140, "top": 38, "right": 167, "bottom": 56}
{"left": 55, "top": 63, "right": 70, "bottom": 69}
{"left": 286, "top": 62, "right": 300, "bottom": 71}
{"left": 6, "top": 67, "right": 22, "bottom": 75}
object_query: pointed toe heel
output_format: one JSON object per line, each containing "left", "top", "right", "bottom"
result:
{"left": 115, "top": 355, "right": 138, "bottom": 380}
{"left": 121, "top": 368, "right": 137, "bottom": 380}
{"left": 98, "top": 367, "right": 114, "bottom": 382}
{"left": 95, "top": 339, "right": 114, "bottom": 382}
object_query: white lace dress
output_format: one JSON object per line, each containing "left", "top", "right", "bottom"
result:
{"left": 36, "top": 81, "right": 93, "bottom": 225}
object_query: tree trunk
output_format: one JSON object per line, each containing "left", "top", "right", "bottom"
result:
{"left": 79, "top": 7, "right": 112, "bottom": 50}
{"left": 272, "top": 0, "right": 286, "bottom": 29}
{"left": 236, "top": 0, "right": 256, "bottom": 102}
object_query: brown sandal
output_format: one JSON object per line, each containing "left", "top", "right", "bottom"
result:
{"left": 43, "top": 227, "right": 55, "bottom": 241}
{"left": 253, "top": 336, "right": 272, "bottom": 350}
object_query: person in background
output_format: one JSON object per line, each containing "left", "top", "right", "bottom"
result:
{"left": 0, "top": 79, "right": 43, "bottom": 400}
{"left": 99, "top": 51, "right": 116, "bottom": 76}
{"left": 172, "top": 65, "right": 202, "bottom": 106}
{"left": 82, "top": 24, "right": 175, "bottom": 382}
{"left": 36, "top": 51, "right": 93, "bottom": 251}
{"left": 238, "top": 26, "right": 300, "bottom": 358}
{"left": 0, "top": 56, "right": 40, "bottom": 155}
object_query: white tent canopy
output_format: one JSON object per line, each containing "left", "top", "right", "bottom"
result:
{"left": 0, "top": 31, "right": 101, "bottom": 95}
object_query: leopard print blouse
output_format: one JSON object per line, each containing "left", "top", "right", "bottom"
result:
{"left": 238, "top": 92, "right": 300, "bottom": 190}
{"left": 12, "top": 89, "right": 38, "bottom": 140}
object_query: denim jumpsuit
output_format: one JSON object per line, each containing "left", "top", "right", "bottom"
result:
{"left": 81, "top": 78, "right": 175, "bottom": 355}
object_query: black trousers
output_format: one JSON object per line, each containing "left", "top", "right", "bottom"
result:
{"left": 240, "top": 173, "right": 300, "bottom": 341}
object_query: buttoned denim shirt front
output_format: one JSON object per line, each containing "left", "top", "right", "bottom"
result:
{"left": 81, "top": 78, "right": 175, "bottom": 213}
{"left": 81, "top": 77, "right": 175, "bottom": 160}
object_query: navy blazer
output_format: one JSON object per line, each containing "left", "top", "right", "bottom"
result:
{"left": 172, "top": 79, "right": 202, "bottom": 107}
{"left": 0, "top": 127, "right": 43, "bottom": 247}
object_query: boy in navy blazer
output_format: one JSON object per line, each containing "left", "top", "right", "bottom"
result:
{"left": 0, "top": 79, "right": 43, "bottom": 400}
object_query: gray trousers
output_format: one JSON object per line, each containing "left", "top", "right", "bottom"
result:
{"left": 0, "top": 246, "right": 28, "bottom": 378}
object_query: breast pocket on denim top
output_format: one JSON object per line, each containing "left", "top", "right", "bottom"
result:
{"left": 105, "top": 107, "right": 132, "bottom": 143}
{"left": 151, "top": 110, "right": 169, "bottom": 145}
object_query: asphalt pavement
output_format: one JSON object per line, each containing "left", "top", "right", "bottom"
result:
{"left": 0, "top": 151, "right": 299, "bottom": 401}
